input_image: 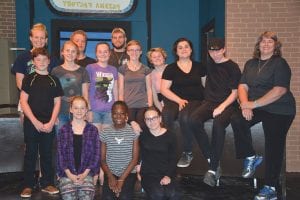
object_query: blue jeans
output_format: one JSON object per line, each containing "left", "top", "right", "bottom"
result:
{"left": 23, "top": 117, "right": 55, "bottom": 189}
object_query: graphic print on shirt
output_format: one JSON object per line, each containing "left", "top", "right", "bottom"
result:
{"left": 115, "top": 137, "right": 124, "bottom": 144}
{"left": 60, "top": 73, "right": 78, "bottom": 103}
{"left": 95, "top": 71, "right": 114, "bottom": 103}
{"left": 26, "top": 60, "right": 35, "bottom": 74}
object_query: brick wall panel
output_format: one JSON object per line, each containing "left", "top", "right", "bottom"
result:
{"left": 0, "top": 0, "right": 15, "bottom": 42}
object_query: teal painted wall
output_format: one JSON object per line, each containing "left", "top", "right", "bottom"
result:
{"left": 15, "top": 0, "right": 225, "bottom": 63}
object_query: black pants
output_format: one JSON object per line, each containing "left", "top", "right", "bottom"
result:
{"left": 23, "top": 118, "right": 55, "bottom": 189}
{"left": 189, "top": 100, "right": 237, "bottom": 171}
{"left": 162, "top": 99, "right": 202, "bottom": 153}
{"left": 128, "top": 107, "right": 147, "bottom": 129}
{"left": 231, "top": 109, "right": 294, "bottom": 186}
{"left": 102, "top": 173, "right": 136, "bottom": 200}
{"left": 141, "top": 175, "right": 181, "bottom": 200}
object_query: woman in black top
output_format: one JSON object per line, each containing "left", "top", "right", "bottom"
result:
{"left": 161, "top": 38, "right": 206, "bottom": 168}
{"left": 139, "top": 107, "right": 181, "bottom": 200}
{"left": 231, "top": 31, "right": 296, "bottom": 200}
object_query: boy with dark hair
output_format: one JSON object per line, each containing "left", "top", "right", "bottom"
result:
{"left": 20, "top": 48, "right": 63, "bottom": 198}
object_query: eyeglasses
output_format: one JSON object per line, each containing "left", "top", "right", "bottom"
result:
{"left": 127, "top": 49, "right": 141, "bottom": 53}
{"left": 144, "top": 116, "right": 159, "bottom": 122}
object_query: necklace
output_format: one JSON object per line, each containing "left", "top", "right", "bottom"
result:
{"left": 113, "top": 51, "right": 125, "bottom": 65}
{"left": 257, "top": 58, "right": 271, "bottom": 74}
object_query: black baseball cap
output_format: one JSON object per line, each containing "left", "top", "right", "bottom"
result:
{"left": 208, "top": 38, "right": 225, "bottom": 50}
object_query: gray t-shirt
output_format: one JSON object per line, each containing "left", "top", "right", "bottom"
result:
{"left": 118, "top": 64, "right": 152, "bottom": 108}
{"left": 100, "top": 124, "right": 139, "bottom": 176}
{"left": 241, "top": 56, "right": 296, "bottom": 115}
{"left": 51, "top": 65, "right": 90, "bottom": 114}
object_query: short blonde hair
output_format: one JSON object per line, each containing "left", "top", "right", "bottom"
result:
{"left": 147, "top": 47, "right": 167, "bottom": 63}
{"left": 126, "top": 40, "right": 142, "bottom": 50}
{"left": 70, "top": 30, "right": 87, "bottom": 41}
{"left": 61, "top": 40, "right": 79, "bottom": 56}
{"left": 30, "top": 23, "right": 48, "bottom": 38}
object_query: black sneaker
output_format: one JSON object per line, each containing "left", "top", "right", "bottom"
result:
{"left": 177, "top": 152, "right": 193, "bottom": 167}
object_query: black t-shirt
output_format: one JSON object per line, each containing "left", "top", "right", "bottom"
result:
{"left": 162, "top": 61, "right": 206, "bottom": 101}
{"left": 140, "top": 128, "right": 177, "bottom": 178}
{"left": 73, "top": 134, "right": 83, "bottom": 171}
{"left": 21, "top": 72, "right": 64, "bottom": 123}
{"left": 76, "top": 56, "right": 96, "bottom": 68}
{"left": 241, "top": 56, "right": 296, "bottom": 115}
{"left": 205, "top": 59, "right": 241, "bottom": 103}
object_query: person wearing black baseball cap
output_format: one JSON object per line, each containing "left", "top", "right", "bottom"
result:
{"left": 188, "top": 37, "right": 242, "bottom": 187}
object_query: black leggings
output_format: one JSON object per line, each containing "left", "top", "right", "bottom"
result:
{"left": 231, "top": 109, "right": 294, "bottom": 186}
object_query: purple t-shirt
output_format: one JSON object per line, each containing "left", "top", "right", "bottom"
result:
{"left": 86, "top": 63, "right": 118, "bottom": 112}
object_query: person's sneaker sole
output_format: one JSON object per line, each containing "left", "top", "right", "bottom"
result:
{"left": 41, "top": 189, "right": 59, "bottom": 195}
{"left": 20, "top": 194, "right": 32, "bottom": 198}
{"left": 254, "top": 196, "right": 277, "bottom": 200}
{"left": 177, "top": 163, "right": 191, "bottom": 168}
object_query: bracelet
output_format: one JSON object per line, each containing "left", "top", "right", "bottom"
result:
{"left": 117, "top": 179, "right": 124, "bottom": 182}
{"left": 254, "top": 100, "right": 260, "bottom": 108}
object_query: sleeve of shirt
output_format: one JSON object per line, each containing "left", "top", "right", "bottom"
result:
{"left": 87, "top": 125, "right": 101, "bottom": 176}
{"left": 229, "top": 62, "right": 242, "bottom": 89}
{"left": 56, "top": 127, "right": 69, "bottom": 177}
{"left": 273, "top": 58, "right": 291, "bottom": 88}
{"left": 144, "top": 65, "right": 152, "bottom": 76}
{"left": 162, "top": 63, "right": 174, "bottom": 80}
{"left": 82, "top": 68, "right": 90, "bottom": 83}
{"left": 99, "top": 129, "right": 106, "bottom": 143}
{"left": 12, "top": 53, "right": 28, "bottom": 74}
{"left": 113, "top": 66, "right": 118, "bottom": 80}
{"left": 240, "top": 60, "right": 251, "bottom": 84}
{"left": 195, "top": 61, "right": 207, "bottom": 77}
{"left": 53, "top": 76, "right": 64, "bottom": 97}
{"left": 21, "top": 75, "right": 30, "bottom": 93}
{"left": 118, "top": 65, "right": 126, "bottom": 75}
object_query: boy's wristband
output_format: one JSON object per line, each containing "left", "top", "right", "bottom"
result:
{"left": 254, "top": 100, "right": 260, "bottom": 108}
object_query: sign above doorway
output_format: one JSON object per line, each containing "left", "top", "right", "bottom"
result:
{"left": 47, "top": 0, "right": 137, "bottom": 17}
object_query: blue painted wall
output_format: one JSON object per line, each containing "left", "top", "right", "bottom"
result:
{"left": 15, "top": 0, "right": 225, "bottom": 63}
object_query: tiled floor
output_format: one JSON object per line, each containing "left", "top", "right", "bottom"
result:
{"left": 0, "top": 172, "right": 299, "bottom": 200}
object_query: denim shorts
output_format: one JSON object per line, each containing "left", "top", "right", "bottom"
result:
{"left": 92, "top": 111, "right": 112, "bottom": 124}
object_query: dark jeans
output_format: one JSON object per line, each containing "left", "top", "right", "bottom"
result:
{"left": 231, "top": 109, "right": 294, "bottom": 187}
{"left": 128, "top": 107, "right": 147, "bottom": 129}
{"left": 162, "top": 99, "right": 202, "bottom": 153}
{"left": 141, "top": 175, "right": 182, "bottom": 200}
{"left": 23, "top": 118, "right": 55, "bottom": 189}
{"left": 189, "top": 100, "right": 237, "bottom": 170}
{"left": 102, "top": 173, "right": 136, "bottom": 200}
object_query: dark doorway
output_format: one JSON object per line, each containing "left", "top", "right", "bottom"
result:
{"left": 51, "top": 19, "right": 131, "bottom": 59}
{"left": 201, "top": 19, "right": 215, "bottom": 67}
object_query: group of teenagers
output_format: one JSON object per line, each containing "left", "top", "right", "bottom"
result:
{"left": 12, "top": 22, "right": 295, "bottom": 200}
